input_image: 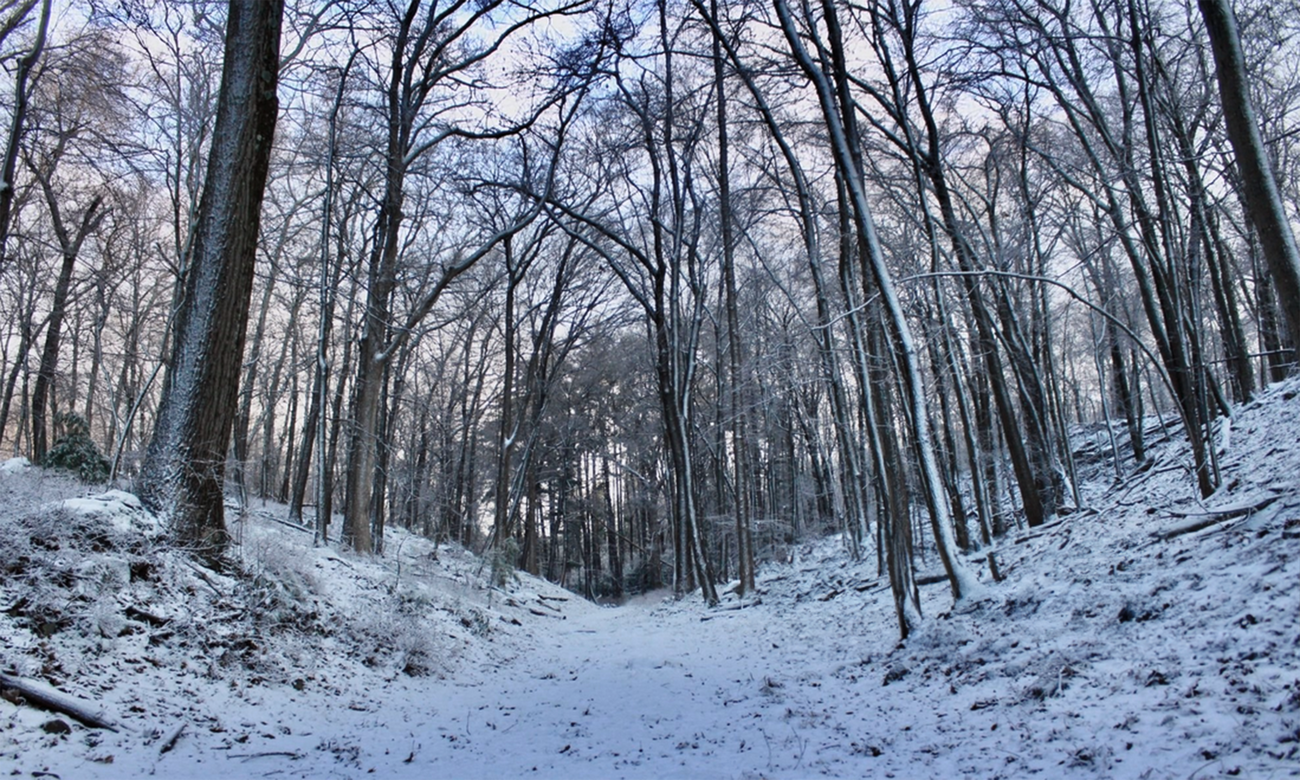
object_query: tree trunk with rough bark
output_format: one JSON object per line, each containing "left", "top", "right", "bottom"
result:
{"left": 1200, "top": 0, "right": 1300, "bottom": 368}
{"left": 138, "top": 0, "right": 284, "bottom": 561}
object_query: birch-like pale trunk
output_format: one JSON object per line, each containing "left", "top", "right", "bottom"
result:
{"left": 774, "top": 0, "right": 981, "bottom": 602}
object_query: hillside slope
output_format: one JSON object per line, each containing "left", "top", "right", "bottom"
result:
{"left": 2, "top": 378, "right": 1298, "bottom": 779}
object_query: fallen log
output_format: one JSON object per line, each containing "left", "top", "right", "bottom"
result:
{"left": 0, "top": 672, "right": 120, "bottom": 732}
{"left": 1153, "top": 495, "right": 1281, "bottom": 541}
{"left": 124, "top": 605, "right": 170, "bottom": 627}
{"left": 1014, "top": 517, "right": 1068, "bottom": 545}
{"left": 710, "top": 598, "right": 763, "bottom": 612}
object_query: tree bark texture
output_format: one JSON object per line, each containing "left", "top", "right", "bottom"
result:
{"left": 139, "top": 0, "right": 284, "bottom": 560}
{"left": 1200, "top": 0, "right": 1300, "bottom": 367}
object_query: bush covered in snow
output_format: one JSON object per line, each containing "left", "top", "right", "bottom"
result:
{"left": 40, "top": 413, "right": 110, "bottom": 483}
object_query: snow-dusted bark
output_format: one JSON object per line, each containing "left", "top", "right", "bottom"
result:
{"left": 1200, "top": 0, "right": 1300, "bottom": 366}
{"left": 772, "top": 0, "right": 983, "bottom": 604}
{"left": 139, "top": 0, "right": 284, "bottom": 559}
{"left": 690, "top": 0, "right": 921, "bottom": 630}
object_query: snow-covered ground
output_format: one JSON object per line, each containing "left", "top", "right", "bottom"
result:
{"left": 2, "top": 378, "right": 1299, "bottom": 779}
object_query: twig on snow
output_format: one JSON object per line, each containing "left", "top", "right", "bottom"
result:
{"left": 227, "top": 751, "right": 305, "bottom": 761}
{"left": 159, "top": 721, "right": 187, "bottom": 754}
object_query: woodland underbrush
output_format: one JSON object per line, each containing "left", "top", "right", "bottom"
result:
{"left": 0, "top": 479, "right": 484, "bottom": 697}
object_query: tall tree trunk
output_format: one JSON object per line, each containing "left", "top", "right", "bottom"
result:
{"left": 257, "top": 295, "right": 295, "bottom": 499}
{"left": 30, "top": 187, "right": 104, "bottom": 461}
{"left": 493, "top": 239, "right": 521, "bottom": 546}
{"left": 83, "top": 266, "right": 112, "bottom": 437}
{"left": 712, "top": 0, "right": 754, "bottom": 594}
{"left": 0, "top": 0, "right": 47, "bottom": 274}
{"left": 289, "top": 52, "right": 353, "bottom": 532}
{"left": 231, "top": 246, "right": 277, "bottom": 504}
{"left": 139, "top": 0, "right": 284, "bottom": 560}
{"left": 0, "top": 299, "right": 36, "bottom": 450}
{"left": 1253, "top": 239, "right": 1290, "bottom": 383}
{"left": 1200, "top": 0, "right": 1300, "bottom": 367}
{"left": 277, "top": 346, "right": 299, "bottom": 502}
{"left": 871, "top": 0, "right": 1059, "bottom": 527}
{"left": 322, "top": 296, "right": 359, "bottom": 542}
{"left": 775, "top": 0, "right": 980, "bottom": 604}
{"left": 342, "top": 1, "right": 420, "bottom": 554}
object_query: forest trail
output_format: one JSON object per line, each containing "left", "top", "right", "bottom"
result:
{"left": 4, "top": 378, "right": 1300, "bottom": 780}
{"left": 325, "top": 590, "right": 857, "bottom": 780}
{"left": 121, "top": 574, "right": 905, "bottom": 780}
{"left": 414, "top": 596, "right": 783, "bottom": 779}
{"left": 10, "top": 494, "right": 1300, "bottom": 780}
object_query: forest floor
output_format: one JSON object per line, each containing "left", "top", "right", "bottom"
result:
{"left": 2, "top": 377, "right": 1299, "bottom": 779}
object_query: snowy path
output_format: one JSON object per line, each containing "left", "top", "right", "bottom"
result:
{"left": 130, "top": 588, "right": 900, "bottom": 780}
{"left": 12, "top": 543, "right": 1300, "bottom": 780}
{"left": 299, "top": 592, "right": 873, "bottom": 780}
{"left": 11, "top": 522, "right": 1300, "bottom": 780}
{"left": 408, "top": 596, "right": 806, "bottom": 780}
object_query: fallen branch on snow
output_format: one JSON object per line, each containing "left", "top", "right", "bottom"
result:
{"left": 124, "top": 605, "right": 170, "bottom": 627}
{"left": 181, "top": 560, "right": 227, "bottom": 596}
{"left": 1014, "top": 518, "right": 1068, "bottom": 545}
{"left": 1152, "top": 495, "right": 1281, "bottom": 541}
{"left": 228, "top": 750, "right": 305, "bottom": 761}
{"left": 239, "top": 510, "right": 313, "bottom": 535}
{"left": 0, "top": 672, "right": 120, "bottom": 731}
{"left": 702, "top": 599, "right": 764, "bottom": 618}
{"left": 712, "top": 598, "right": 763, "bottom": 611}
{"left": 159, "top": 722, "right": 186, "bottom": 754}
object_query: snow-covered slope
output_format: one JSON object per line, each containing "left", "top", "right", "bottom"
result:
{"left": 2, "top": 377, "right": 1298, "bottom": 779}
{"left": 0, "top": 468, "right": 591, "bottom": 778}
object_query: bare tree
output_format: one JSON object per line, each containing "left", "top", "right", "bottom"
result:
{"left": 139, "top": 0, "right": 285, "bottom": 559}
{"left": 340, "top": 0, "right": 587, "bottom": 554}
{"left": 1200, "top": 0, "right": 1300, "bottom": 368}
{"left": 0, "top": 0, "right": 47, "bottom": 273}
{"left": 773, "top": 0, "right": 981, "bottom": 605}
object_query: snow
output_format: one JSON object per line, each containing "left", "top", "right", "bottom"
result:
{"left": 2, "top": 379, "right": 1300, "bottom": 779}
{"left": 0, "top": 457, "right": 30, "bottom": 473}
{"left": 58, "top": 490, "right": 161, "bottom": 537}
